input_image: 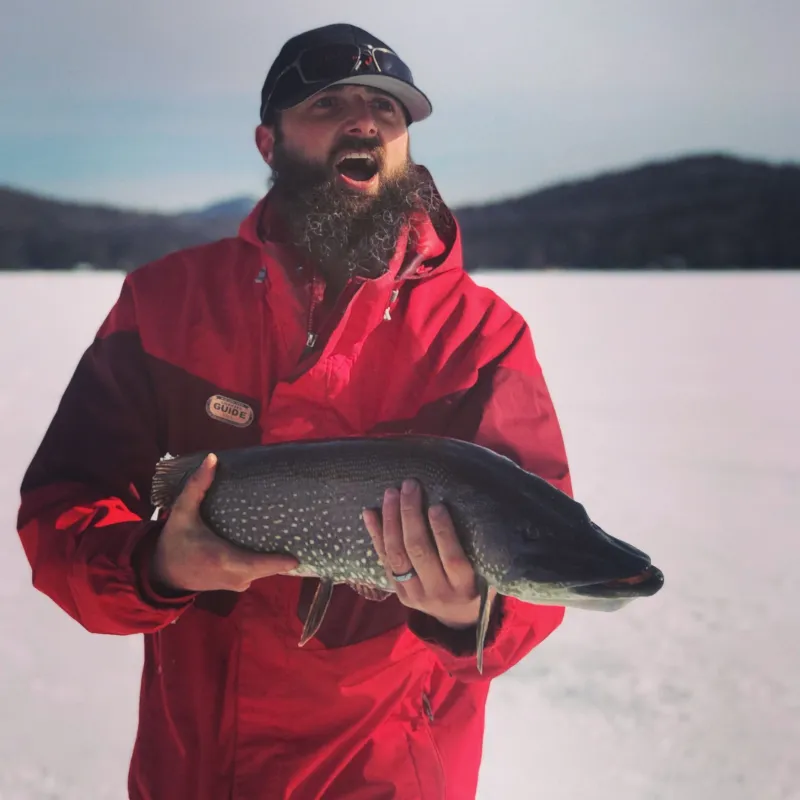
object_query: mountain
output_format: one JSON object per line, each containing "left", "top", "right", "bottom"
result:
{"left": 1, "top": 153, "right": 799, "bottom": 272}
{"left": 0, "top": 190, "right": 259, "bottom": 272}
{"left": 455, "top": 153, "right": 800, "bottom": 270}
{"left": 181, "top": 196, "right": 260, "bottom": 222}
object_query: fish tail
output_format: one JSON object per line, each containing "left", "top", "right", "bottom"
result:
{"left": 150, "top": 451, "right": 211, "bottom": 510}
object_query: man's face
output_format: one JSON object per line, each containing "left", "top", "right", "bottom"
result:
{"left": 255, "top": 83, "right": 440, "bottom": 284}
{"left": 264, "top": 83, "right": 411, "bottom": 196}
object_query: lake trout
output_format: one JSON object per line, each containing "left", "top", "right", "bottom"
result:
{"left": 150, "top": 435, "right": 664, "bottom": 672}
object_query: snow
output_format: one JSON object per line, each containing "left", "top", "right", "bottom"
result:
{"left": 1, "top": 269, "right": 798, "bottom": 799}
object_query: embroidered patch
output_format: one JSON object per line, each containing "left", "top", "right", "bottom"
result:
{"left": 205, "top": 395, "right": 254, "bottom": 428}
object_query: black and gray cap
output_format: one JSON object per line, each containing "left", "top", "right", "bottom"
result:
{"left": 259, "top": 23, "right": 433, "bottom": 126}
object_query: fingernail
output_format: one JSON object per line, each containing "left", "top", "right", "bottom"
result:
{"left": 401, "top": 479, "right": 416, "bottom": 495}
{"left": 385, "top": 487, "right": 400, "bottom": 501}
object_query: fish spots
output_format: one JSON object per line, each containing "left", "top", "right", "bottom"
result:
{"left": 202, "top": 477, "right": 400, "bottom": 588}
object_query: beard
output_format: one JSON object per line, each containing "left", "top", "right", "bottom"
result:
{"left": 266, "top": 134, "right": 442, "bottom": 282}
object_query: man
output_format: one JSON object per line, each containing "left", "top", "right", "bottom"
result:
{"left": 16, "top": 22, "right": 572, "bottom": 800}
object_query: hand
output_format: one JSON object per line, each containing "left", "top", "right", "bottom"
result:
{"left": 362, "top": 478, "right": 493, "bottom": 629}
{"left": 151, "top": 453, "right": 299, "bottom": 593}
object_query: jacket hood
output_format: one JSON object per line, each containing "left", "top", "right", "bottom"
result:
{"left": 237, "top": 165, "right": 464, "bottom": 282}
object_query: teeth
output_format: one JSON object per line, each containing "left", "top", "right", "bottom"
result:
{"left": 337, "top": 152, "right": 375, "bottom": 164}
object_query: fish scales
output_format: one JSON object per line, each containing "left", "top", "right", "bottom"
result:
{"left": 196, "top": 443, "right": 498, "bottom": 592}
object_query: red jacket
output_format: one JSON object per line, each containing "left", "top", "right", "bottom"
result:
{"left": 17, "top": 180, "right": 572, "bottom": 800}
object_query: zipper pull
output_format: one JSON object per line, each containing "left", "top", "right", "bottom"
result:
{"left": 384, "top": 288, "right": 400, "bottom": 321}
{"left": 422, "top": 692, "right": 434, "bottom": 722}
{"left": 306, "top": 332, "right": 318, "bottom": 349}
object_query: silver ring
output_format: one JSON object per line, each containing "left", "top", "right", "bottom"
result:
{"left": 392, "top": 567, "right": 417, "bottom": 583}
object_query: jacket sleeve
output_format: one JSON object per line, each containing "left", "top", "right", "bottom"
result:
{"left": 15, "top": 276, "right": 198, "bottom": 636}
{"left": 408, "top": 315, "right": 571, "bottom": 681}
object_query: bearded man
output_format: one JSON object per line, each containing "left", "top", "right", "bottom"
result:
{"left": 16, "top": 22, "right": 573, "bottom": 800}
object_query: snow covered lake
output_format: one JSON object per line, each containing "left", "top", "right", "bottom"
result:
{"left": 1, "top": 269, "right": 798, "bottom": 799}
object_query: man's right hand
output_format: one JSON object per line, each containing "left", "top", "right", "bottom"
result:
{"left": 151, "top": 453, "right": 299, "bottom": 593}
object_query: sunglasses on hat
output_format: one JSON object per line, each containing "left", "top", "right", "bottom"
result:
{"left": 260, "top": 43, "right": 415, "bottom": 122}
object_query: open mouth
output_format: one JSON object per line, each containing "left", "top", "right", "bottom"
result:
{"left": 572, "top": 564, "right": 664, "bottom": 599}
{"left": 335, "top": 151, "right": 380, "bottom": 188}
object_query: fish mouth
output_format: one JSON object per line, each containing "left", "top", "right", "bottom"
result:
{"left": 571, "top": 564, "right": 664, "bottom": 599}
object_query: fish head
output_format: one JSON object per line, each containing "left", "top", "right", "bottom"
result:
{"left": 491, "top": 504, "right": 664, "bottom": 609}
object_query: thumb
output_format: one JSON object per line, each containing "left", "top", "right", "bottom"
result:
{"left": 247, "top": 552, "right": 300, "bottom": 578}
{"left": 175, "top": 453, "right": 217, "bottom": 514}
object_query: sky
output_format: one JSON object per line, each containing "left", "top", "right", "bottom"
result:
{"left": 1, "top": 0, "right": 799, "bottom": 212}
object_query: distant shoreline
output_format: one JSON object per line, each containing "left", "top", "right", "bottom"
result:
{"left": 2, "top": 152, "right": 799, "bottom": 273}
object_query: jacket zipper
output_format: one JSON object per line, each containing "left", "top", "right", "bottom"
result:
{"left": 301, "top": 275, "right": 370, "bottom": 361}
{"left": 422, "top": 692, "right": 447, "bottom": 799}
{"left": 302, "top": 275, "right": 326, "bottom": 357}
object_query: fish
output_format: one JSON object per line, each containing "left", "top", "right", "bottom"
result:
{"left": 150, "top": 434, "right": 664, "bottom": 673}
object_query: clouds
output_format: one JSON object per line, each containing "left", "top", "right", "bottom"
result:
{"left": 1, "top": 0, "right": 798, "bottom": 210}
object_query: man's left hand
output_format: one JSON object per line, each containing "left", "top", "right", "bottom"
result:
{"left": 362, "top": 478, "right": 493, "bottom": 629}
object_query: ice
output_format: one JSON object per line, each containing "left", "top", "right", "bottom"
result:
{"left": 1, "top": 269, "right": 798, "bottom": 799}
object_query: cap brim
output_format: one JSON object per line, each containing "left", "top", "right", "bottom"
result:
{"left": 283, "top": 75, "right": 433, "bottom": 123}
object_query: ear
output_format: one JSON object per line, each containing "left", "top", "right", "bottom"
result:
{"left": 255, "top": 124, "right": 277, "bottom": 167}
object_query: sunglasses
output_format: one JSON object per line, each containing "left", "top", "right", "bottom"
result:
{"left": 261, "top": 43, "right": 413, "bottom": 121}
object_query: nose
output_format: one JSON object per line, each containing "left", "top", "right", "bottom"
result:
{"left": 343, "top": 96, "right": 379, "bottom": 137}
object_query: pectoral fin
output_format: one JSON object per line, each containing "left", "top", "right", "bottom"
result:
{"left": 298, "top": 579, "right": 334, "bottom": 647}
{"left": 475, "top": 577, "right": 493, "bottom": 675}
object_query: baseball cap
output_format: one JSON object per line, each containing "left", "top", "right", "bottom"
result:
{"left": 259, "top": 23, "right": 433, "bottom": 126}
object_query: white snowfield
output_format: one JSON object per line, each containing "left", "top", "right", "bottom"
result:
{"left": 0, "top": 270, "right": 797, "bottom": 800}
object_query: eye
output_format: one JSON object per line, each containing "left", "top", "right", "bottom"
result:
{"left": 313, "top": 96, "right": 338, "bottom": 109}
{"left": 372, "top": 97, "right": 395, "bottom": 113}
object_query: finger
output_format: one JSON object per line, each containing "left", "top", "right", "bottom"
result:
{"left": 363, "top": 506, "right": 407, "bottom": 598}
{"left": 381, "top": 487, "right": 416, "bottom": 592}
{"left": 175, "top": 453, "right": 217, "bottom": 514}
{"left": 428, "top": 504, "right": 475, "bottom": 591}
{"left": 401, "top": 480, "right": 448, "bottom": 588}
{"left": 362, "top": 507, "right": 386, "bottom": 563}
